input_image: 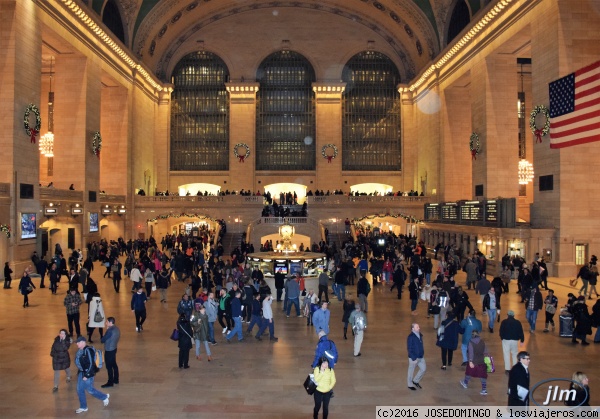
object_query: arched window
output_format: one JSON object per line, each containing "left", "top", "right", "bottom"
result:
{"left": 447, "top": 0, "right": 471, "bottom": 44}
{"left": 170, "top": 51, "right": 230, "bottom": 171}
{"left": 102, "top": 0, "right": 125, "bottom": 44}
{"left": 256, "top": 51, "right": 316, "bottom": 171}
{"left": 342, "top": 51, "right": 401, "bottom": 171}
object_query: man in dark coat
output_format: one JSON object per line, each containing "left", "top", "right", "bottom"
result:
{"left": 508, "top": 351, "right": 531, "bottom": 406}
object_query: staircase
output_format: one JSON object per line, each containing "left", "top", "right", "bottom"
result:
{"left": 220, "top": 231, "right": 243, "bottom": 258}
{"left": 326, "top": 232, "right": 351, "bottom": 248}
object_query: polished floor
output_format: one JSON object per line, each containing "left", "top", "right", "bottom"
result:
{"left": 0, "top": 262, "right": 597, "bottom": 418}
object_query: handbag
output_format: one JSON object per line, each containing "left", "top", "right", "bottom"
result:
{"left": 484, "top": 355, "right": 495, "bottom": 373}
{"left": 94, "top": 306, "right": 104, "bottom": 323}
{"left": 546, "top": 304, "right": 556, "bottom": 314}
{"left": 170, "top": 328, "right": 179, "bottom": 341}
{"left": 569, "top": 278, "right": 578, "bottom": 287}
{"left": 303, "top": 374, "right": 317, "bottom": 395}
{"left": 26, "top": 285, "right": 34, "bottom": 293}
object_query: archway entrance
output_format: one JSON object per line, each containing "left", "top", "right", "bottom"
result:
{"left": 264, "top": 183, "right": 307, "bottom": 204}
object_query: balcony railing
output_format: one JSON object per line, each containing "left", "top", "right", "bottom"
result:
{"left": 307, "top": 195, "right": 428, "bottom": 204}
{"left": 99, "top": 194, "right": 126, "bottom": 204}
{"left": 39, "top": 188, "right": 84, "bottom": 202}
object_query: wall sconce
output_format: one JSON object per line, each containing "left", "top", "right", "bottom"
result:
{"left": 44, "top": 207, "right": 57, "bottom": 215}
{"left": 118, "top": 205, "right": 126, "bottom": 214}
{"left": 476, "top": 239, "right": 483, "bottom": 244}
{"left": 102, "top": 205, "right": 112, "bottom": 214}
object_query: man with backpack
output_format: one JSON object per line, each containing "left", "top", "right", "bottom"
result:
{"left": 312, "top": 330, "right": 338, "bottom": 368}
{"left": 74, "top": 336, "right": 109, "bottom": 414}
{"left": 349, "top": 304, "right": 367, "bottom": 357}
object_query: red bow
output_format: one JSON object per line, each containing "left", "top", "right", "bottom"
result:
{"left": 534, "top": 129, "right": 543, "bottom": 143}
{"left": 471, "top": 149, "right": 477, "bottom": 160}
{"left": 326, "top": 156, "right": 333, "bottom": 163}
{"left": 238, "top": 155, "right": 245, "bottom": 163}
{"left": 29, "top": 128, "right": 38, "bottom": 144}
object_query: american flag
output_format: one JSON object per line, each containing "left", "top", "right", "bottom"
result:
{"left": 549, "top": 60, "right": 600, "bottom": 148}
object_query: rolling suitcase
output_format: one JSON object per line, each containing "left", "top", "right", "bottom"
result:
{"left": 559, "top": 314, "right": 573, "bottom": 337}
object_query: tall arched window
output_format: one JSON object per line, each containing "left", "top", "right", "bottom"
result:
{"left": 102, "top": 0, "right": 125, "bottom": 44}
{"left": 256, "top": 51, "right": 316, "bottom": 171}
{"left": 342, "top": 51, "right": 401, "bottom": 171}
{"left": 170, "top": 51, "right": 229, "bottom": 171}
{"left": 447, "top": 0, "right": 471, "bottom": 44}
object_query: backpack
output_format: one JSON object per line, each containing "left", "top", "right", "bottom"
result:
{"left": 353, "top": 314, "right": 366, "bottom": 332}
{"left": 86, "top": 346, "right": 103, "bottom": 374}
{"left": 323, "top": 340, "right": 338, "bottom": 364}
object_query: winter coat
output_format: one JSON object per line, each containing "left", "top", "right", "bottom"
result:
{"left": 88, "top": 296, "right": 105, "bottom": 328}
{"left": 177, "top": 318, "right": 194, "bottom": 350}
{"left": 190, "top": 310, "right": 209, "bottom": 342}
{"left": 50, "top": 336, "right": 71, "bottom": 371}
{"left": 436, "top": 318, "right": 460, "bottom": 350}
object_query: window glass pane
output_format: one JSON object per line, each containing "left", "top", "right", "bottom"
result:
{"left": 170, "top": 51, "right": 229, "bottom": 171}
{"left": 342, "top": 51, "right": 401, "bottom": 171}
{"left": 256, "top": 51, "right": 316, "bottom": 170}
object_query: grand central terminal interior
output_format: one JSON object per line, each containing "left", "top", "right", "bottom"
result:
{"left": 1, "top": 0, "right": 599, "bottom": 417}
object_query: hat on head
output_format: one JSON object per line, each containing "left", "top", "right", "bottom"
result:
{"left": 76, "top": 336, "right": 87, "bottom": 343}
{"left": 507, "top": 310, "right": 515, "bottom": 317}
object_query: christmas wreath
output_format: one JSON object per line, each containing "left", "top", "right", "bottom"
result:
{"left": 233, "top": 143, "right": 250, "bottom": 162}
{"left": 0, "top": 224, "right": 11, "bottom": 239}
{"left": 24, "top": 103, "right": 41, "bottom": 144}
{"left": 321, "top": 144, "right": 338, "bottom": 163}
{"left": 530, "top": 105, "right": 550, "bottom": 143}
{"left": 469, "top": 133, "right": 481, "bottom": 160}
{"left": 92, "top": 131, "right": 102, "bottom": 158}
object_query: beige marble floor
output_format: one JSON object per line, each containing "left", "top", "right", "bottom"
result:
{"left": 0, "top": 262, "right": 597, "bottom": 418}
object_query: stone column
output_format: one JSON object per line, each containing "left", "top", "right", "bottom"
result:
{"left": 153, "top": 85, "right": 172, "bottom": 193}
{"left": 226, "top": 82, "right": 259, "bottom": 192}
{"left": 313, "top": 83, "right": 345, "bottom": 192}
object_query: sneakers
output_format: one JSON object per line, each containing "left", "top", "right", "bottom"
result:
{"left": 255, "top": 335, "right": 263, "bottom": 341}
{"left": 222, "top": 328, "right": 228, "bottom": 334}
{"left": 52, "top": 387, "right": 58, "bottom": 393}
{"left": 270, "top": 337, "right": 279, "bottom": 342}
{"left": 101, "top": 383, "right": 113, "bottom": 388}
{"left": 480, "top": 390, "right": 488, "bottom": 395}
{"left": 76, "top": 408, "right": 88, "bottom": 414}
{"left": 136, "top": 327, "right": 139, "bottom": 332}
{"left": 460, "top": 380, "right": 468, "bottom": 389}
{"left": 103, "top": 394, "right": 110, "bottom": 407}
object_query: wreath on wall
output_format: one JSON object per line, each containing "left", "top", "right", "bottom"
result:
{"left": 0, "top": 224, "right": 11, "bottom": 239}
{"left": 469, "top": 133, "right": 481, "bottom": 160}
{"left": 92, "top": 131, "right": 102, "bottom": 158}
{"left": 233, "top": 143, "right": 250, "bottom": 162}
{"left": 24, "top": 104, "right": 41, "bottom": 144}
{"left": 321, "top": 144, "right": 338, "bottom": 163}
{"left": 530, "top": 105, "right": 550, "bottom": 143}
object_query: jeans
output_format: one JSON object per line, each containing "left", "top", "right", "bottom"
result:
{"left": 67, "top": 312, "right": 81, "bottom": 337}
{"left": 595, "top": 327, "right": 600, "bottom": 342}
{"left": 134, "top": 309, "right": 146, "bottom": 329}
{"left": 256, "top": 318, "right": 275, "bottom": 338}
{"left": 411, "top": 299, "right": 418, "bottom": 311}
{"left": 286, "top": 297, "right": 300, "bottom": 316}
{"left": 226, "top": 317, "right": 243, "bottom": 341}
{"left": 313, "top": 390, "right": 332, "bottom": 419}
{"left": 208, "top": 321, "right": 216, "bottom": 343}
{"left": 194, "top": 339, "right": 212, "bottom": 357}
{"left": 76, "top": 374, "right": 107, "bottom": 409}
{"left": 246, "top": 314, "right": 261, "bottom": 333}
{"left": 461, "top": 343, "right": 468, "bottom": 363}
{"left": 487, "top": 309, "right": 497, "bottom": 330}
{"left": 526, "top": 309, "right": 538, "bottom": 331}
{"left": 105, "top": 349, "right": 118, "bottom": 384}
{"left": 335, "top": 284, "right": 346, "bottom": 301}
{"left": 426, "top": 273, "right": 431, "bottom": 286}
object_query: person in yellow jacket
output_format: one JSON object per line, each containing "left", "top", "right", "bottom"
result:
{"left": 313, "top": 357, "right": 336, "bottom": 419}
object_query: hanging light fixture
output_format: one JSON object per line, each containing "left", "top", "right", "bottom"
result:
{"left": 40, "top": 56, "right": 55, "bottom": 157}
{"left": 518, "top": 159, "right": 534, "bottom": 184}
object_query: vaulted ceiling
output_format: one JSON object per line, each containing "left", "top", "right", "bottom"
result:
{"left": 89, "top": 0, "right": 485, "bottom": 82}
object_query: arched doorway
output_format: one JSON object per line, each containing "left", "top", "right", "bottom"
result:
{"left": 264, "top": 183, "right": 307, "bottom": 204}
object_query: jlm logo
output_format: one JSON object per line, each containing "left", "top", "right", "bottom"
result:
{"left": 542, "top": 385, "right": 576, "bottom": 405}
{"left": 530, "top": 378, "right": 588, "bottom": 407}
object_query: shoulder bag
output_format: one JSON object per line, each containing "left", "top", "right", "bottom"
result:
{"left": 303, "top": 374, "right": 317, "bottom": 395}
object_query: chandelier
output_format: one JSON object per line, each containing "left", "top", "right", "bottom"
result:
{"left": 40, "top": 56, "right": 55, "bottom": 157}
{"left": 276, "top": 223, "right": 297, "bottom": 253}
{"left": 518, "top": 159, "right": 534, "bottom": 185}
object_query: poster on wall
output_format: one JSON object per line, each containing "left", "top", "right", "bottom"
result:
{"left": 89, "top": 213, "right": 99, "bottom": 233}
{"left": 20, "top": 213, "right": 37, "bottom": 239}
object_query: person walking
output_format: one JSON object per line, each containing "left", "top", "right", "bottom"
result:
{"left": 130, "top": 288, "right": 147, "bottom": 332}
{"left": 459, "top": 330, "right": 491, "bottom": 395}
{"left": 482, "top": 287, "right": 500, "bottom": 333}
{"left": 255, "top": 293, "right": 278, "bottom": 342}
{"left": 100, "top": 317, "right": 120, "bottom": 388}
{"left": 50, "top": 329, "right": 72, "bottom": 392}
{"left": 348, "top": 304, "right": 367, "bottom": 357}
{"left": 19, "top": 267, "right": 36, "bottom": 308}
{"left": 191, "top": 303, "right": 212, "bottom": 361}
{"left": 312, "top": 330, "right": 338, "bottom": 368}
{"left": 74, "top": 336, "right": 109, "bottom": 413}
{"left": 564, "top": 371, "right": 590, "bottom": 406}
{"left": 317, "top": 269, "right": 330, "bottom": 304}
{"left": 246, "top": 293, "right": 262, "bottom": 335}
{"left": 436, "top": 311, "right": 460, "bottom": 370}
{"left": 356, "top": 273, "right": 370, "bottom": 312}
{"left": 524, "top": 286, "right": 543, "bottom": 333}
{"left": 156, "top": 265, "right": 171, "bottom": 303}
{"left": 313, "top": 301, "right": 331, "bottom": 336}
{"left": 285, "top": 275, "right": 301, "bottom": 317}
{"left": 111, "top": 259, "right": 122, "bottom": 293}
{"left": 4, "top": 261, "right": 13, "bottom": 289}
{"left": 499, "top": 310, "right": 525, "bottom": 375}
{"left": 409, "top": 277, "right": 421, "bottom": 315}
{"left": 543, "top": 289, "right": 558, "bottom": 332}
{"left": 407, "top": 323, "right": 426, "bottom": 391}
{"left": 129, "top": 263, "right": 142, "bottom": 292}
{"left": 87, "top": 293, "right": 105, "bottom": 343}
{"left": 177, "top": 313, "right": 194, "bottom": 369}
{"left": 225, "top": 290, "right": 244, "bottom": 342}
{"left": 312, "top": 357, "right": 336, "bottom": 419}
{"left": 508, "top": 351, "right": 531, "bottom": 406}
{"left": 459, "top": 310, "right": 482, "bottom": 366}
{"left": 204, "top": 292, "right": 218, "bottom": 345}
{"left": 64, "top": 287, "right": 83, "bottom": 340}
